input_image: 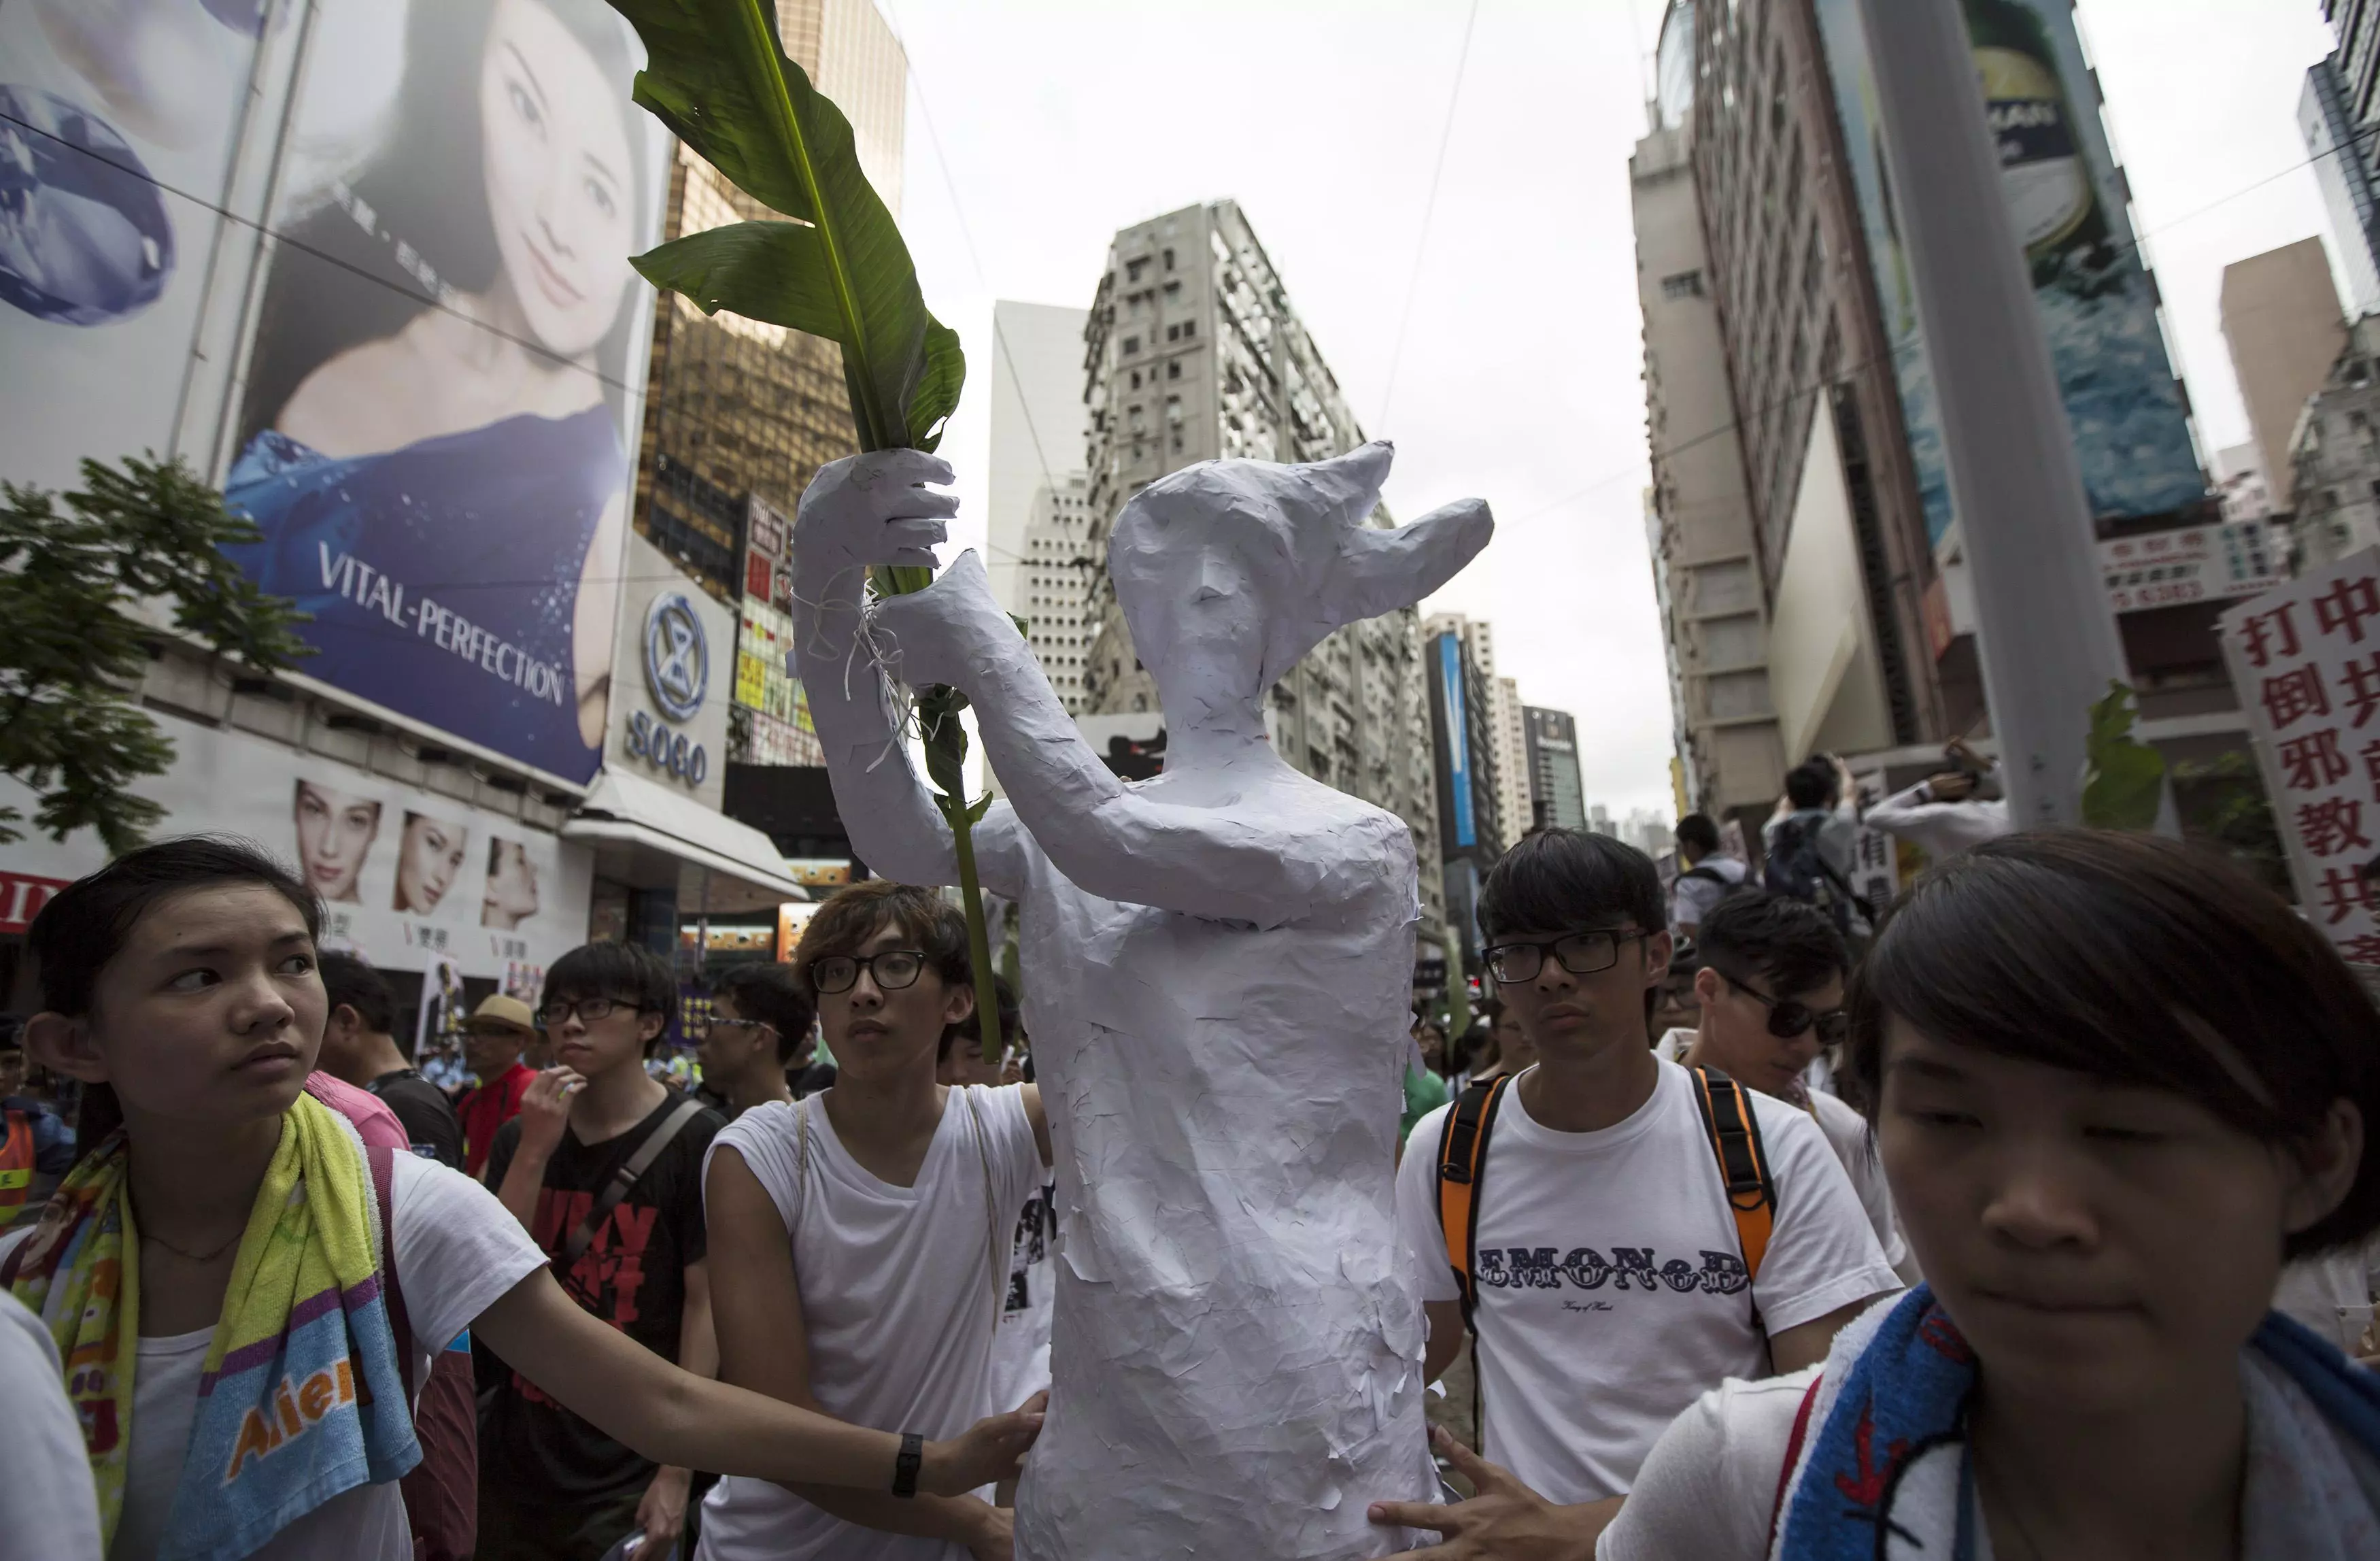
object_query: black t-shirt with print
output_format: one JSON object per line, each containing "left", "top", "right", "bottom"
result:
{"left": 366, "top": 1069, "right": 465, "bottom": 1169}
{"left": 479, "top": 1088, "right": 726, "bottom": 1505}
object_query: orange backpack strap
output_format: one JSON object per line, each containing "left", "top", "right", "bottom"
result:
{"left": 1690, "top": 1067, "right": 1777, "bottom": 1283}
{"left": 1435, "top": 1074, "right": 1513, "bottom": 1325}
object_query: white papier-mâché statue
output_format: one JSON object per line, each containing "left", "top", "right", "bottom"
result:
{"left": 789, "top": 441, "right": 1493, "bottom": 1560}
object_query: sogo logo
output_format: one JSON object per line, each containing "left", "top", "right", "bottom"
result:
{"left": 633, "top": 593, "right": 709, "bottom": 785}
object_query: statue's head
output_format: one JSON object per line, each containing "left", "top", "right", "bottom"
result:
{"left": 1109, "top": 443, "right": 1491, "bottom": 706}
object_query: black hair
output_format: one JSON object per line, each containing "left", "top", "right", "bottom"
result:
{"left": 794, "top": 881, "right": 972, "bottom": 997}
{"left": 715, "top": 963, "right": 819, "bottom": 1066}
{"left": 29, "top": 837, "right": 323, "bottom": 1018}
{"left": 1697, "top": 890, "right": 1850, "bottom": 1001}
{"left": 1847, "top": 830, "right": 2380, "bottom": 1259}
{"left": 1676, "top": 813, "right": 1722, "bottom": 856}
{"left": 1479, "top": 828, "right": 1666, "bottom": 943}
{"left": 0, "top": 1014, "right": 22, "bottom": 1053}
{"left": 544, "top": 941, "right": 679, "bottom": 1058}
{"left": 1784, "top": 760, "right": 1836, "bottom": 811}
{"left": 28, "top": 837, "right": 323, "bottom": 1162}
{"left": 318, "top": 951, "right": 398, "bottom": 1041}
{"left": 238, "top": 0, "right": 652, "bottom": 446}
{"left": 942, "top": 973, "right": 1021, "bottom": 1065}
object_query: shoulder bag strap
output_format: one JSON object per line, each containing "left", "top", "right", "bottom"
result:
{"left": 1689, "top": 1067, "right": 1778, "bottom": 1286}
{"left": 1435, "top": 1073, "right": 1513, "bottom": 1329}
{"left": 562, "top": 1097, "right": 707, "bottom": 1265}
{"left": 369, "top": 1143, "right": 419, "bottom": 1404}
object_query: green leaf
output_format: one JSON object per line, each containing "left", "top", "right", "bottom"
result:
{"left": 2081, "top": 682, "right": 2166, "bottom": 831}
{"left": 607, "top": 0, "right": 963, "bottom": 454}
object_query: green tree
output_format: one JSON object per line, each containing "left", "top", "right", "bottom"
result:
{"left": 0, "top": 454, "right": 310, "bottom": 854}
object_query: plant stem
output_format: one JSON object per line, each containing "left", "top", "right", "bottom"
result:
{"left": 944, "top": 797, "right": 1006, "bottom": 1064}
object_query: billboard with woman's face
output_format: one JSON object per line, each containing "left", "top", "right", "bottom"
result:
{"left": 220, "top": 0, "right": 666, "bottom": 788}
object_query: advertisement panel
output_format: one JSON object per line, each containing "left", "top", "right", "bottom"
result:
{"left": 0, "top": 0, "right": 275, "bottom": 490}
{"left": 0, "top": 714, "right": 592, "bottom": 980}
{"left": 1438, "top": 635, "right": 1476, "bottom": 850}
{"left": 216, "top": 0, "right": 667, "bottom": 787}
{"left": 2220, "top": 552, "right": 2380, "bottom": 964}
{"left": 2101, "top": 520, "right": 2281, "bottom": 616}
{"left": 1812, "top": 0, "right": 2205, "bottom": 549}
{"left": 733, "top": 494, "right": 826, "bottom": 767}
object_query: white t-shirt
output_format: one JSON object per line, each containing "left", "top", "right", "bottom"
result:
{"left": 696, "top": 1085, "right": 1045, "bottom": 1561}
{"left": 0, "top": 1288, "right": 102, "bottom": 1561}
{"left": 1671, "top": 856, "right": 1749, "bottom": 935}
{"left": 1395, "top": 1060, "right": 1899, "bottom": 1504}
{"left": 1654, "top": 1031, "right": 1916, "bottom": 1285}
{"left": 1, "top": 1155, "right": 547, "bottom": 1561}
{"left": 988, "top": 1180, "right": 1057, "bottom": 1414}
{"left": 1595, "top": 1365, "right": 2000, "bottom": 1560}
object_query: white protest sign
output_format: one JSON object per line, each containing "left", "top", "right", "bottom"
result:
{"left": 2218, "top": 548, "right": 2380, "bottom": 960}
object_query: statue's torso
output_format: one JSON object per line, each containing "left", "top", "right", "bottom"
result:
{"left": 1006, "top": 786, "right": 1438, "bottom": 1560}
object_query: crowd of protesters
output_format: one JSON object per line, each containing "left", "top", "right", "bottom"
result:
{"left": 5, "top": 769, "right": 2380, "bottom": 1559}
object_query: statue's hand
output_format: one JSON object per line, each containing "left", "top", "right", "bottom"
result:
{"left": 791, "top": 450, "right": 958, "bottom": 587}
{"left": 871, "top": 550, "right": 1013, "bottom": 691}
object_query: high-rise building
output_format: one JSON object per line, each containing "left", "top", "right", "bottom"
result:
{"left": 634, "top": 0, "right": 907, "bottom": 605}
{"left": 1489, "top": 675, "right": 1533, "bottom": 848}
{"left": 1682, "top": 0, "right": 1946, "bottom": 754}
{"left": 2222, "top": 241, "right": 2349, "bottom": 516}
{"left": 2302, "top": 52, "right": 2380, "bottom": 320}
{"left": 1078, "top": 201, "right": 1446, "bottom": 945}
{"left": 987, "top": 301, "right": 1097, "bottom": 714}
{"left": 2215, "top": 444, "right": 2277, "bottom": 524}
{"left": 2290, "top": 316, "right": 2380, "bottom": 567}
{"left": 1526, "top": 708, "right": 1588, "bottom": 833}
{"left": 1633, "top": 3, "right": 1788, "bottom": 831}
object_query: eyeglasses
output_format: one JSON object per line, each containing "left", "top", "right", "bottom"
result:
{"left": 539, "top": 996, "right": 649, "bottom": 1027}
{"left": 809, "top": 950, "right": 927, "bottom": 996}
{"left": 1716, "top": 971, "right": 1849, "bottom": 1046}
{"left": 692, "top": 1017, "right": 775, "bottom": 1043}
{"left": 1484, "top": 928, "right": 1648, "bottom": 985}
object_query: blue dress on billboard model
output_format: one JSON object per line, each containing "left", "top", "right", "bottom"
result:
{"left": 222, "top": 406, "right": 619, "bottom": 786}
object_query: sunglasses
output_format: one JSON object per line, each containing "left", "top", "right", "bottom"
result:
{"left": 1717, "top": 970, "right": 1849, "bottom": 1046}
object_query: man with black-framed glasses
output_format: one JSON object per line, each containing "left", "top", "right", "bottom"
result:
{"left": 1380, "top": 830, "right": 1897, "bottom": 1556}
{"left": 1658, "top": 890, "right": 1919, "bottom": 1284}
{"left": 698, "top": 964, "right": 821, "bottom": 1118}
{"left": 481, "top": 941, "right": 729, "bottom": 1561}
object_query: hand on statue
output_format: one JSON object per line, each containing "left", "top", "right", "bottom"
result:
{"left": 1368, "top": 1427, "right": 1619, "bottom": 1560}
{"left": 923, "top": 1392, "right": 1047, "bottom": 1497}
{"left": 870, "top": 550, "right": 1013, "bottom": 692}
{"left": 630, "top": 1465, "right": 691, "bottom": 1556}
{"left": 792, "top": 449, "right": 959, "bottom": 585}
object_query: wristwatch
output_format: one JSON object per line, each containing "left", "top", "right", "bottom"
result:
{"left": 893, "top": 1432, "right": 924, "bottom": 1498}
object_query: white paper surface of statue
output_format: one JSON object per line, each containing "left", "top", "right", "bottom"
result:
{"left": 789, "top": 441, "right": 1493, "bottom": 1560}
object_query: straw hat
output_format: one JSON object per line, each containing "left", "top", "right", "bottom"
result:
{"left": 467, "top": 993, "right": 539, "bottom": 1035}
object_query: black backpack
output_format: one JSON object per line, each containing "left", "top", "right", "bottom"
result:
{"left": 1762, "top": 815, "right": 1872, "bottom": 934}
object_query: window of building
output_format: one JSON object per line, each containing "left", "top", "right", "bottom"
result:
{"left": 1166, "top": 324, "right": 1180, "bottom": 341}
{"left": 1126, "top": 258, "right": 1146, "bottom": 282}
{"left": 1163, "top": 247, "right": 1176, "bottom": 270}
{"left": 1164, "top": 280, "right": 1183, "bottom": 299}
{"left": 1123, "top": 335, "right": 1140, "bottom": 356}
{"left": 1660, "top": 270, "right": 1703, "bottom": 299}
{"left": 1167, "top": 360, "right": 1182, "bottom": 380}
{"left": 1180, "top": 319, "right": 1195, "bottom": 338}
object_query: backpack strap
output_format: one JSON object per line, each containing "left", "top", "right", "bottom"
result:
{"left": 368, "top": 1143, "right": 419, "bottom": 1404}
{"left": 1434, "top": 1074, "right": 1514, "bottom": 1326}
{"left": 1689, "top": 1067, "right": 1777, "bottom": 1283}
{"left": 1767, "top": 1371, "right": 1826, "bottom": 1548}
{"left": 562, "top": 1097, "right": 707, "bottom": 1265}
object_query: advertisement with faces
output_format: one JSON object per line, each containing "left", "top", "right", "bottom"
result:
{"left": 0, "top": 716, "right": 590, "bottom": 979}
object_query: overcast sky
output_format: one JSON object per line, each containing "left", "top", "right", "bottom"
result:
{"left": 881, "top": 0, "right": 2341, "bottom": 818}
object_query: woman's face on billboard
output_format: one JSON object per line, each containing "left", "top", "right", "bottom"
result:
{"left": 396, "top": 813, "right": 471, "bottom": 913}
{"left": 293, "top": 780, "right": 380, "bottom": 903}
{"left": 482, "top": 837, "right": 541, "bottom": 928}
{"left": 479, "top": 0, "right": 635, "bottom": 360}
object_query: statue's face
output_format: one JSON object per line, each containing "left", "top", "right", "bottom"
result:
{"left": 1112, "top": 505, "right": 1293, "bottom": 699}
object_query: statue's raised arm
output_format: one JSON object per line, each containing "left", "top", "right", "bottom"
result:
{"left": 866, "top": 441, "right": 1490, "bottom": 926}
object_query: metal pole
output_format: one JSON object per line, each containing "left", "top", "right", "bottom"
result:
{"left": 1852, "top": 0, "right": 2129, "bottom": 828}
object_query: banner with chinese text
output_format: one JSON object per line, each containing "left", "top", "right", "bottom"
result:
{"left": 2219, "top": 550, "right": 2380, "bottom": 960}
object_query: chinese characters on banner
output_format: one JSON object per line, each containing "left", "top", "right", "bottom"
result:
{"left": 1850, "top": 770, "right": 1901, "bottom": 918}
{"left": 2219, "top": 550, "right": 2380, "bottom": 962}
